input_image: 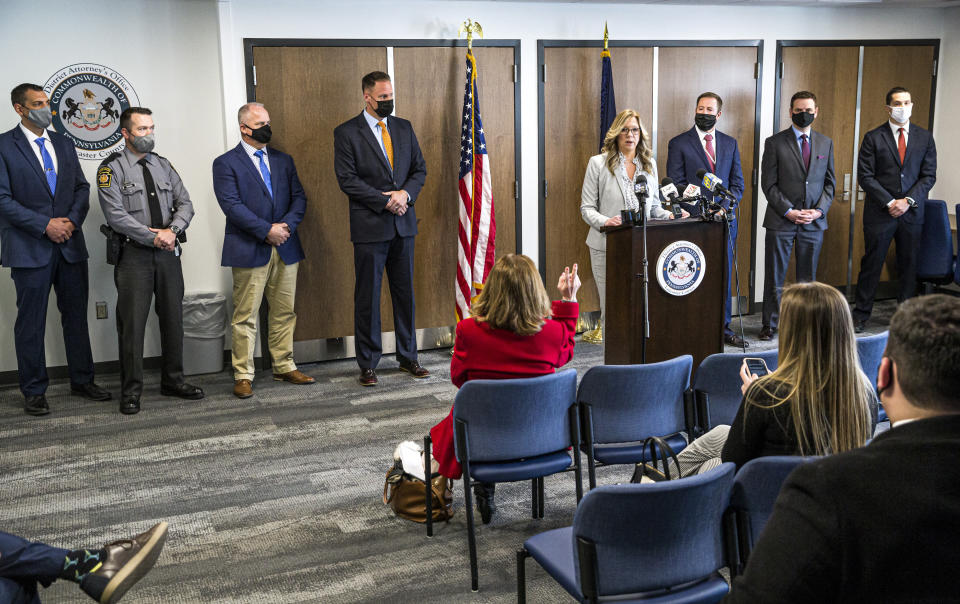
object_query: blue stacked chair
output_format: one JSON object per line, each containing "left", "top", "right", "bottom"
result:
{"left": 917, "top": 200, "right": 955, "bottom": 292}
{"left": 577, "top": 357, "right": 694, "bottom": 490}
{"left": 727, "top": 456, "right": 816, "bottom": 576}
{"left": 443, "top": 369, "right": 582, "bottom": 592}
{"left": 955, "top": 203, "right": 960, "bottom": 286}
{"left": 857, "top": 331, "right": 889, "bottom": 423}
{"left": 518, "top": 463, "right": 736, "bottom": 603}
{"left": 691, "top": 349, "right": 779, "bottom": 433}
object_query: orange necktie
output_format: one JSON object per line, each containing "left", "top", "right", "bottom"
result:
{"left": 897, "top": 127, "right": 906, "bottom": 164}
{"left": 378, "top": 120, "right": 393, "bottom": 169}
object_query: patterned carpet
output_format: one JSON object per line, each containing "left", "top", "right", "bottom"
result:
{"left": 0, "top": 302, "right": 896, "bottom": 603}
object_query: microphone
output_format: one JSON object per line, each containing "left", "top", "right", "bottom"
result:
{"left": 696, "top": 169, "right": 737, "bottom": 201}
{"left": 634, "top": 174, "right": 648, "bottom": 200}
{"left": 660, "top": 177, "right": 683, "bottom": 218}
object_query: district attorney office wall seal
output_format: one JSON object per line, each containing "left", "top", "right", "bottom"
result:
{"left": 657, "top": 240, "right": 705, "bottom": 296}
{"left": 43, "top": 63, "right": 140, "bottom": 161}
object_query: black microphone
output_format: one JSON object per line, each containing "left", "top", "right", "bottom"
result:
{"left": 634, "top": 173, "right": 648, "bottom": 200}
{"left": 659, "top": 177, "right": 683, "bottom": 218}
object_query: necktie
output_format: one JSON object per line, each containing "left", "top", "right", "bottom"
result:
{"left": 897, "top": 128, "right": 906, "bottom": 164}
{"left": 34, "top": 137, "right": 57, "bottom": 194}
{"left": 137, "top": 158, "right": 164, "bottom": 228}
{"left": 254, "top": 149, "right": 273, "bottom": 198}
{"left": 378, "top": 120, "right": 393, "bottom": 170}
{"left": 800, "top": 134, "right": 811, "bottom": 172}
{"left": 704, "top": 134, "right": 716, "bottom": 172}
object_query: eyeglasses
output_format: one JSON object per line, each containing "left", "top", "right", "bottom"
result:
{"left": 620, "top": 127, "right": 641, "bottom": 136}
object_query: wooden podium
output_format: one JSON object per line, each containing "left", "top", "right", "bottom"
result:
{"left": 604, "top": 219, "right": 727, "bottom": 368}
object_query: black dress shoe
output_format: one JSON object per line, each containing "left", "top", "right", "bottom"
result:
{"left": 359, "top": 368, "right": 378, "bottom": 387}
{"left": 24, "top": 395, "right": 50, "bottom": 416}
{"left": 398, "top": 357, "right": 430, "bottom": 378}
{"left": 120, "top": 397, "right": 140, "bottom": 415}
{"left": 854, "top": 319, "right": 867, "bottom": 334}
{"left": 473, "top": 482, "right": 496, "bottom": 524}
{"left": 160, "top": 383, "right": 204, "bottom": 400}
{"left": 71, "top": 382, "right": 112, "bottom": 401}
{"left": 758, "top": 326, "right": 777, "bottom": 341}
{"left": 724, "top": 333, "right": 750, "bottom": 348}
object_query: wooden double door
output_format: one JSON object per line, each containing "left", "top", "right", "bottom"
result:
{"left": 775, "top": 41, "right": 939, "bottom": 292}
{"left": 539, "top": 42, "right": 762, "bottom": 317}
{"left": 247, "top": 42, "right": 519, "bottom": 344}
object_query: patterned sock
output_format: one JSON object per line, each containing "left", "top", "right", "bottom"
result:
{"left": 59, "top": 548, "right": 107, "bottom": 583}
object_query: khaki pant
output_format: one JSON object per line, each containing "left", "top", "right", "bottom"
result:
{"left": 231, "top": 248, "right": 298, "bottom": 381}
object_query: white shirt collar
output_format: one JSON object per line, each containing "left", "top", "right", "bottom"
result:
{"left": 695, "top": 125, "right": 716, "bottom": 142}
{"left": 240, "top": 138, "right": 266, "bottom": 160}
{"left": 891, "top": 417, "right": 918, "bottom": 428}
{"left": 19, "top": 122, "right": 50, "bottom": 143}
{"left": 889, "top": 120, "right": 910, "bottom": 138}
{"left": 363, "top": 109, "right": 387, "bottom": 129}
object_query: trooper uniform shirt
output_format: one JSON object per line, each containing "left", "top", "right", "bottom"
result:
{"left": 97, "top": 146, "right": 194, "bottom": 245}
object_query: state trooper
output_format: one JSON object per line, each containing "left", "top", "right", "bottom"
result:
{"left": 97, "top": 106, "right": 203, "bottom": 414}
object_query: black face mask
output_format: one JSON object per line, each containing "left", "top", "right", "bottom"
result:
{"left": 245, "top": 123, "right": 272, "bottom": 144}
{"left": 791, "top": 111, "right": 815, "bottom": 128}
{"left": 694, "top": 113, "right": 717, "bottom": 131}
{"left": 373, "top": 99, "right": 393, "bottom": 119}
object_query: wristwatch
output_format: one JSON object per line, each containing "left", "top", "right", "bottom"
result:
{"left": 170, "top": 225, "right": 182, "bottom": 235}
{"left": 906, "top": 197, "right": 918, "bottom": 209}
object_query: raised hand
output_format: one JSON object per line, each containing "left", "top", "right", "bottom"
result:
{"left": 557, "top": 263, "right": 581, "bottom": 302}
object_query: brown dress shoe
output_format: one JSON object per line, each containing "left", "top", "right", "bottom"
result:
{"left": 359, "top": 368, "right": 378, "bottom": 386}
{"left": 234, "top": 379, "right": 253, "bottom": 399}
{"left": 399, "top": 358, "right": 430, "bottom": 378}
{"left": 79, "top": 521, "right": 168, "bottom": 604}
{"left": 273, "top": 369, "right": 316, "bottom": 384}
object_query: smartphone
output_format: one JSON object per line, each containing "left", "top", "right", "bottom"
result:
{"left": 743, "top": 357, "right": 770, "bottom": 377}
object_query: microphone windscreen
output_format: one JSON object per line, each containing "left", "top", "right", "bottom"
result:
{"left": 696, "top": 169, "right": 706, "bottom": 180}
{"left": 636, "top": 174, "right": 647, "bottom": 183}
{"left": 661, "top": 177, "right": 674, "bottom": 187}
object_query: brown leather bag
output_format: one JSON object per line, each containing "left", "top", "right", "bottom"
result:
{"left": 382, "top": 462, "right": 454, "bottom": 523}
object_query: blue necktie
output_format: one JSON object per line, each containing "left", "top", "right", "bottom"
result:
{"left": 254, "top": 149, "right": 273, "bottom": 198}
{"left": 34, "top": 137, "right": 57, "bottom": 194}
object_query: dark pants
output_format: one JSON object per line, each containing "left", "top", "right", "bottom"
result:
{"left": 353, "top": 235, "right": 417, "bottom": 369}
{"left": 10, "top": 251, "right": 94, "bottom": 397}
{"left": 0, "top": 531, "right": 68, "bottom": 604}
{"left": 723, "top": 218, "right": 739, "bottom": 336}
{"left": 762, "top": 228, "right": 824, "bottom": 328}
{"left": 853, "top": 220, "right": 922, "bottom": 321}
{"left": 115, "top": 244, "right": 185, "bottom": 398}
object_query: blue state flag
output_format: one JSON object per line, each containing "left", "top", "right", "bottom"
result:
{"left": 599, "top": 48, "right": 616, "bottom": 152}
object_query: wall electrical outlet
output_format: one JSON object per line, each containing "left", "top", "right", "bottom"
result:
{"left": 96, "top": 302, "right": 108, "bottom": 320}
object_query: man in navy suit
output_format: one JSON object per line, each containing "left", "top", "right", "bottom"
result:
{"left": 667, "top": 92, "right": 747, "bottom": 348}
{"left": 334, "top": 71, "right": 429, "bottom": 387}
{"left": 213, "top": 102, "right": 315, "bottom": 399}
{"left": 852, "top": 87, "right": 937, "bottom": 332}
{"left": 758, "top": 91, "right": 835, "bottom": 341}
{"left": 0, "top": 83, "right": 110, "bottom": 415}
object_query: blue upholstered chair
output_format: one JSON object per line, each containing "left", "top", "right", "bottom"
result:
{"left": 857, "top": 331, "right": 889, "bottom": 423}
{"left": 727, "top": 456, "right": 816, "bottom": 576}
{"left": 518, "top": 463, "right": 736, "bottom": 604}
{"left": 955, "top": 204, "right": 960, "bottom": 286}
{"left": 917, "top": 200, "right": 955, "bottom": 292}
{"left": 691, "top": 349, "right": 779, "bottom": 433}
{"left": 577, "top": 357, "right": 694, "bottom": 490}
{"left": 446, "top": 369, "right": 582, "bottom": 592}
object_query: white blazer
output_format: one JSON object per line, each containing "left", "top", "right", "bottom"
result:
{"left": 580, "top": 153, "right": 672, "bottom": 251}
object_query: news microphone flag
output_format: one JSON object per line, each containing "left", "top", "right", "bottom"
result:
{"left": 599, "top": 25, "right": 616, "bottom": 152}
{"left": 456, "top": 50, "right": 497, "bottom": 322}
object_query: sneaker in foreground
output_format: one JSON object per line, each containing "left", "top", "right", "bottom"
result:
{"left": 80, "top": 521, "right": 168, "bottom": 604}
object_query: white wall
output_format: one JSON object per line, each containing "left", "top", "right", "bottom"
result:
{"left": 0, "top": 0, "right": 954, "bottom": 373}
{"left": 931, "top": 7, "right": 960, "bottom": 210}
{"left": 0, "top": 0, "right": 228, "bottom": 373}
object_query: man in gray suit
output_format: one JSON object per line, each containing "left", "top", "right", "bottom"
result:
{"left": 758, "top": 91, "right": 835, "bottom": 340}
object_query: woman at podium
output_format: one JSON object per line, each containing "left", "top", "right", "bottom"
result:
{"left": 580, "top": 109, "right": 687, "bottom": 342}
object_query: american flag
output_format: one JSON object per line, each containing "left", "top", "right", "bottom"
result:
{"left": 455, "top": 51, "right": 496, "bottom": 322}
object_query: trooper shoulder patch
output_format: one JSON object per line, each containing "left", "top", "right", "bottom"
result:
{"left": 97, "top": 166, "right": 112, "bottom": 188}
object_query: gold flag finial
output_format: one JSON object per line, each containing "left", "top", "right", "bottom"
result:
{"left": 458, "top": 19, "right": 484, "bottom": 51}
{"left": 603, "top": 22, "right": 609, "bottom": 51}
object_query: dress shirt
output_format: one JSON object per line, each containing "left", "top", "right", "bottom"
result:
{"left": 886, "top": 120, "right": 914, "bottom": 208}
{"left": 19, "top": 122, "right": 58, "bottom": 173}
{"left": 362, "top": 109, "right": 391, "bottom": 168}
{"left": 791, "top": 124, "right": 811, "bottom": 153}
{"left": 240, "top": 138, "right": 270, "bottom": 181}
{"left": 615, "top": 152, "right": 643, "bottom": 212}
{"left": 695, "top": 126, "right": 717, "bottom": 162}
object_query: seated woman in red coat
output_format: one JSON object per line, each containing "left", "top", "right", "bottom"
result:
{"left": 430, "top": 253, "right": 580, "bottom": 523}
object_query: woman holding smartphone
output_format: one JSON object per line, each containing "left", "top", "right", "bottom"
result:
{"left": 655, "top": 281, "right": 876, "bottom": 478}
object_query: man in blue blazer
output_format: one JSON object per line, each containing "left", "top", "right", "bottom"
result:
{"left": 213, "top": 102, "right": 314, "bottom": 399}
{"left": 852, "top": 87, "right": 937, "bottom": 332}
{"left": 0, "top": 83, "right": 110, "bottom": 415}
{"left": 334, "top": 71, "right": 428, "bottom": 386}
{"left": 667, "top": 92, "right": 747, "bottom": 347}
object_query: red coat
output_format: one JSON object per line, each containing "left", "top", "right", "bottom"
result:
{"left": 430, "top": 301, "right": 578, "bottom": 478}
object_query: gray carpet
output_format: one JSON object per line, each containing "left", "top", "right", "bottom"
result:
{"left": 0, "top": 302, "right": 896, "bottom": 603}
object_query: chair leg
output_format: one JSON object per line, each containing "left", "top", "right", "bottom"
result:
{"left": 463, "top": 473, "right": 479, "bottom": 592}
{"left": 531, "top": 478, "right": 538, "bottom": 519}
{"left": 516, "top": 548, "right": 529, "bottom": 604}
{"left": 538, "top": 476, "right": 545, "bottom": 519}
{"left": 424, "top": 435, "right": 433, "bottom": 538}
{"left": 573, "top": 449, "right": 583, "bottom": 503}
